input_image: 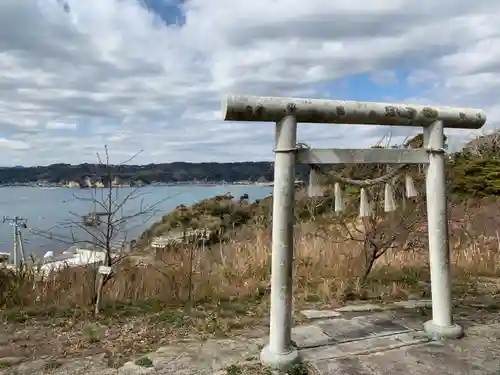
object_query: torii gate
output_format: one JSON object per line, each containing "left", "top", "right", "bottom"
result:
{"left": 222, "top": 94, "right": 486, "bottom": 370}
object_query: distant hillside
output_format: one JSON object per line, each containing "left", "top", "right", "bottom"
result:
{"left": 0, "top": 161, "right": 309, "bottom": 185}
{"left": 2, "top": 130, "right": 499, "bottom": 193}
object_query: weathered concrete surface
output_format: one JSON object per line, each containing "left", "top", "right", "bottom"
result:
{"left": 335, "top": 304, "right": 384, "bottom": 313}
{"left": 0, "top": 336, "right": 265, "bottom": 375}
{"left": 300, "top": 309, "right": 500, "bottom": 375}
{"left": 301, "top": 310, "right": 342, "bottom": 319}
{"left": 301, "top": 299, "right": 433, "bottom": 316}
{"left": 310, "top": 323, "right": 500, "bottom": 375}
{"left": 1, "top": 301, "right": 499, "bottom": 374}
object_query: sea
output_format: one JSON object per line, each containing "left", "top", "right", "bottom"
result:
{"left": 0, "top": 185, "right": 273, "bottom": 257}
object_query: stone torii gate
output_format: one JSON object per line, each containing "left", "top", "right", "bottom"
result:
{"left": 221, "top": 94, "right": 487, "bottom": 370}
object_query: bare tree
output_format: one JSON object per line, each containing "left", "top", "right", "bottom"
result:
{"left": 308, "top": 138, "right": 429, "bottom": 282}
{"left": 335, "top": 182, "right": 426, "bottom": 282}
{"left": 463, "top": 130, "right": 500, "bottom": 157}
{"left": 33, "top": 146, "right": 168, "bottom": 315}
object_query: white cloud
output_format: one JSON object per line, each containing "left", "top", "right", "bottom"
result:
{"left": 46, "top": 121, "right": 78, "bottom": 130}
{"left": 0, "top": 138, "right": 30, "bottom": 151}
{"left": 0, "top": 0, "right": 498, "bottom": 165}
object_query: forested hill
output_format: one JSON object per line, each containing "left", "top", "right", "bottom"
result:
{"left": 4, "top": 130, "right": 500, "bottom": 193}
{"left": 0, "top": 161, "right": 299, "bottom": 185}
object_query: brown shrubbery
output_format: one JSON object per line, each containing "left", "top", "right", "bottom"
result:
{"left": 1, "top": 194, "right": 499, "bottom": 316}
{"left": 1, "top": 136, "right": 499, "bottom": 366}
{"left": 2, "top": 132, "right": 500, "bottom": 323}
{"left": 0, "top": 194, "right": 499, "bottom": 365}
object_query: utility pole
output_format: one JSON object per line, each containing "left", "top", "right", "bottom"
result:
{"left": 3, "top": 216, "right": 27, "bottom": 267}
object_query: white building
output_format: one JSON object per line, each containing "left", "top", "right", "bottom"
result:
{"left": 39, "top": 246, "right": 107, "bottom": 276}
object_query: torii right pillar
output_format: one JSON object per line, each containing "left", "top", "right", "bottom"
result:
{"left": 423, "top": 120, "right": 463, "bottom": 340}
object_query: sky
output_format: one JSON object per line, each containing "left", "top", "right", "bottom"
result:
{"left": 0, "top": 0, "right": 499, "bottom": 166}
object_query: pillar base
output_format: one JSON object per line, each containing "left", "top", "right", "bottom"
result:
{"left": 423, "top": 320, "right": 464, "bottom": 341}
{"left": 260, "top": 345, "right": 300, "bottom": 371}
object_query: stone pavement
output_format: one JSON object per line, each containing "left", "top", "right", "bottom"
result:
{"left": 295, "top": 307, "right": 500, "bottom": 375}
{"left": 2, "top": 300, "right": 500, "bottom": 374}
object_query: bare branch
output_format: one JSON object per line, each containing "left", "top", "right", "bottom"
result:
{"left": 30, "top": 146, "right": 170, "bottom": 314}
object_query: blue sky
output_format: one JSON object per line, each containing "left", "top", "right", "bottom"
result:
{"left": 0, "top": 0, "right": 498, "bottom": 166}
{"left": 141, "top": 0, "right": 185, "bottom": 25}
{"left": 320, "top": 72, "right": 414, "bottom": 101}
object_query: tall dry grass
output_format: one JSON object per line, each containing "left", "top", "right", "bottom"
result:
{"left": 1, "top": 197, "right": 499, "bottom": 319}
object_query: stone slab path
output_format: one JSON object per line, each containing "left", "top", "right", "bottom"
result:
{"left": 308, "top": 323, "right": 500, "bottom": 375}
{"left": 296, "top": 311, "right": 500, "bottom": 375}
{"left": 1, "top": 300, "right": 499, "bottom": 374}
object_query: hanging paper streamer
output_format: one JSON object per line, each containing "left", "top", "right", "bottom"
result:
{"left": 307, "top": 166, "right": 323, "bottom": 197}
{"left": 405, "top": 174, "right": 418, "bottom": 198}
{"left": 359, "top": 187, "right": 371, "bottom": 218}
{"left": 334, "top": 183, "right": 344, "bottom": 213}
{"left": 384, "top": 182, "right": 396, "bottom": 212}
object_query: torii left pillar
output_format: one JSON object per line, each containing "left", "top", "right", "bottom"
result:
{"left": 259, "top": 113, "right": 300, "bottom": 370}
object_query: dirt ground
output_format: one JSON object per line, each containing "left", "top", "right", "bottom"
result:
{"left": 0, "top": 274, "right": 498, "bottom": 374}
{"left": 0, "top": 292, "right": 499, "bottom": 373}
{"left": 0, "top": 298, "right": 272, "bottom": 370}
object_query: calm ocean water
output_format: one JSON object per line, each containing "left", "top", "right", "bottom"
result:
{"left": 0, "top": 185, "right": 272, "bottom": 257}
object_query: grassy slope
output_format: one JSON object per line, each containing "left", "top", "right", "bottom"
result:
{"left": 1, "top": 132, "right": 500, "bottom": 368}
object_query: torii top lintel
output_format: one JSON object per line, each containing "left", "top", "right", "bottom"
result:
{"left": 222, "top": 94, "right": 486, "bottom": 129}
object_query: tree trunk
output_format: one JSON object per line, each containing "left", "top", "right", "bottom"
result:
{"left": 94, "top": 273, "right": 104, "bottom": 316}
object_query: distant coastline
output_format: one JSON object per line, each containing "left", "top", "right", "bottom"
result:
{"left": 0, "top": 181, "right": 276, "bottom": 189}
{"left": 0, "top": 162, "right": 309, "bottom": 188}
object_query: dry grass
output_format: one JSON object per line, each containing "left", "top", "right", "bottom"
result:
{"left": 225, "top": 362, "right": 310, "bottom": 375}
{"left": 0, "top": 197, "right": 499, "bottom": 366}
